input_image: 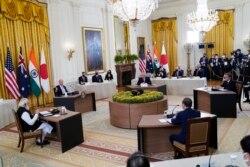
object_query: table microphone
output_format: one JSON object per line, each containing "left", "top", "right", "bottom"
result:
{"left": 166, "top": 105, "right": 179, "bottom": 118}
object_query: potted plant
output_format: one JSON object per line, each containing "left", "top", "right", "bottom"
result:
{"left": 114, "top": 54, "right": 125, "bottom": 64}
{"left": 125, "top": 54, "right": 139, "bottom": 64}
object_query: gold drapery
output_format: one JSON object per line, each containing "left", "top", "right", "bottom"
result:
{"left": 0, "top": 0, "right": 53, "bottom": 107}
{"left": 152, "top": 18, "right": 178, "bottom": 74}
{"left": 204, "top": 10, "right": 234, "bottom": 58}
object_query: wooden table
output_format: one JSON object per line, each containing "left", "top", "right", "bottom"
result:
{"left": 137, "top": 113, "right": 217, "bottom": 154}
{"left": 39, "top": 109, "right": 84, "bottom": 153}
{"left": 125, "top": 84, "right": 167, "bottom": 95}
{"left": 193, "top": 87, "right": 237, "bottom": 118}
{"left": 54, "top": 92, "right": 96, "bottom": 113}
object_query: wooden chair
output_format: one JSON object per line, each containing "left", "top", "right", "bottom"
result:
{"left": 172, "top": 117, "right": 211, "bottom": 158}
{"left": 12, "top": 110, "right": 43, "bottom": 153}
{"left": 235, "top": 81, "right": 243, "bottom": 111}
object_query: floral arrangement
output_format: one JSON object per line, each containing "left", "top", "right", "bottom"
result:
{"left": 112, "top": 90, "right": 164, "bottom": 103}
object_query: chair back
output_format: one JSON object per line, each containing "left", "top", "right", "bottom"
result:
{"left": 235, "top": 81, "right": 243, "bottom": 101}
{"left": 12, "top": 109, "right": 24, "bottom": 139}
{"left": 186, "top": 117, "right": 211, "bottom": 151}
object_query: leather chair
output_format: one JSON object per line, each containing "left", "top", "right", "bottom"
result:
{"left": 12, "top": 110, "right": 43, "bottom": 152}
{"left": 235, "top": 81, "right": 243, "bottom": 111}
{"left": 172, "top": 117, "right": 211, "bottom": 158}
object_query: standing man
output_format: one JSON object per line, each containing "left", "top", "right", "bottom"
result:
{"left": 78, "top": 71, "right": 88, "bottom": 85}
{"left": 54, "top": 79, "right": 68, "bottom": 96}
{"left": 169, "top": 98, "right": 200, "bottom": 145}
{"left": 199, "top": 53, "right": 209, "bottom": 79}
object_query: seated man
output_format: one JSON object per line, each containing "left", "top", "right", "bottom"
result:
{"left": 241, "top": 135, "right": 250, "bottom": 166}
{"left": 126, "top": 151, "right": 150, "bottom": 167}
{"left": 220, "top": 73, "right": 236, "bottom": 92}
{"left": 104, "top": 69, "right": 113, "bottom": 81}
{"left": 17, "top": 98, "right": 53, "bottom": 145}
{"left": 92, "top": 71, "right": 103, "bottom": 83}
{"left": 78, "top": 71, "right": 88, "bottom": 84}
{"left": 54, "top": 79, "right": 68, "bottom": 96}
{"left": 193, "top": 64, "right": 205, "bottom": 78}
{"left": 172, "top": 66, "right": 184, "bottom": 77}
{"left": 156, "top": 65, "right": 167, "bottom": 78}
{"left": 137, "top": 72, "right": 152, "bottom": 86}
{"left": 169, "top": 98, "right": 200, "bottom": 145}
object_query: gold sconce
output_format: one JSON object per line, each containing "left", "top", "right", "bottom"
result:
{"left": 67, "top": 49, "right": 75, "bottom": 60}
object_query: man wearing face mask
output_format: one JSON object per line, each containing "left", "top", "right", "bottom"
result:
{"left": 220, "top": 54, "right": 230, "bottom": 74}
{"left": 92, "top": 71, "right": 103, "bottom": 83}
{"left": 104, "top": 70, "right": 113, "bottom": 81}
{"left": 78, "top": 71, "right": 88, "bottom": 85}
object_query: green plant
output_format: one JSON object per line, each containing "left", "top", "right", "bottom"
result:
{"left": 114, "top": 54, "right": 125, "bottom": 64}
{"left": 112, "top": 90, "right": 164, "bottom": 103}
{"left": 124, "top": 54, "right": 139, "bottom": 63}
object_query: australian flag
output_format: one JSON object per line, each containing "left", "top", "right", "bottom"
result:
{"left": 146, "top": 48, "right": 154, "bottom": 73}
{"left": 18, "top": 47, "right": 30, "bottom": 97}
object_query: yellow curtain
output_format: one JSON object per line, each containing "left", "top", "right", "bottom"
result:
{"left": 204, "top": 10, "right": 234, "bottom": 58}
{"left": 152, "top": 18, "right": 178, "bottom": 74}
{"left": 0, "top": 0, "right": 53, "bottom": 107}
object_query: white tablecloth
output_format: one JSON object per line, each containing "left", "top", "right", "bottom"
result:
{"left": 132, "top": 77, "right": 207, "bottom": 96}
{"left": 75, "top": 81, "right": 117, "bottom": 100}
{"left": 0, "top": 99, "right": 17, "bottom": 129}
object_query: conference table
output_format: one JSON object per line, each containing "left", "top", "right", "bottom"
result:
{"left": 0, "top": 99, "right": 17, "bottom": 129}
{"left": 151, "top": 152, "right": 246, "bottom": 167}
{"left": 193, "top": 87, "right": 237, "bottom": 118}
{"left": 131, "top": 77, "right": 207, "bottom": 95}
{"left": 38, "top": 108, "right": 84, "bottom": 153}
{"left": 137, "top": 112, "right": 217, "bottom": 154}
{"left": 75, "top": 81, "right": 117, "bottom": 100}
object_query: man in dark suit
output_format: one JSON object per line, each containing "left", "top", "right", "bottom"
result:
{"left": 172, "top": 66, "right": 184, "bottom": 78}
{"left": 221, "top": 73, "right": 236, "bottom": 92}
{"left": 137, "top": 72, "right": 152, "bottom": 85}
{"left": 169, "top": 98, "right": 200, "bottom": 145}
{"left": 92, "top": 71, "right": 103, "bottom": 83}
{"left": 193, "top": 64, "right": 205, "bottom": 78}
{"left": 156, "top": 65, "right": 167, "bottom": 78}
{"left": 78, "top": 72, "right": 88, "bottom": 85}
{"left": 54, "top": 79, "right": 68, "bottom": 96}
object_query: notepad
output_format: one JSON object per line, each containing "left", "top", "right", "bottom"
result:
{"left": 39, "top": 111, "right": 53, "bottom": 117}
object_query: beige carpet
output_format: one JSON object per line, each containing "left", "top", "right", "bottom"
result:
{"left": 1, "top": 95, "right": 250, "bottom": 167}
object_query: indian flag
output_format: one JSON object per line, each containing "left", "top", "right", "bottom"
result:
{"left": 40, "top": 47, "right": 50, "bottom": 93}
{"left": 29, "top": 47, "right": 41, "bottom": 97}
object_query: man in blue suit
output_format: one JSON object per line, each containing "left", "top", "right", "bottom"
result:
{"left": 169, "top": 98, "right": 200, "bottom": 144}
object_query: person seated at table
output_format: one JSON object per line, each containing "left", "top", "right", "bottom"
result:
{"left": 156, "top": 65, "right": 167, "bottom": 78}
{"left": 137, "top": 72, "right": 152, "bottom": 86}
{"left": 78, "top": 71, "right": 88, "bottom": 85}
{"left": 172, "top": 66, "right": 184, "bottom": 78}
{"left": 126, "top": 151, "right": 150, "bottom": 167}
{"left": 219, "top": 73, "right": 236, "bottom": 92}
{"left": 54, "top": 79, "right": 68, "bottom": 96}
{"left": 92, "top": 71, "right": 103, "bottom": 83}
{"left": 17, "top": 98, "right": 53, "bottom": 145}
{"left": 168, "top": 98, "right": 200, "bottom": 145}
{"left": 241, "top": 135, "right": 250, "bottom": 166}
{"left": 193, "top": 64, "right": 205, "bottom": 78}
{"left": 104, "top": 69, "right": 113, "bottom": 81}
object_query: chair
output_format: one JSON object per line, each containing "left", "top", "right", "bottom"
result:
{"left": 172, "top": 117, "right": 211, "bottom": 158}
{"left": 12, "top": 110, "right": 43, "bottom": 153}
{"left": 235, "top": 81, "right": 243, "bottom": 111}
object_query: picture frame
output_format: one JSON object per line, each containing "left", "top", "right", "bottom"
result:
{"left": 137, "top": 37, "right": 145, "bottom": 60}
{"left": 82, "top": 27, "right": 105, "bottom": 74}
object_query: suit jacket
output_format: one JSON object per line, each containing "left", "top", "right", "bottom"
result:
{"left": 105, "top": 73, "right": 113, "bottom": 80}
{"left": 156, "top": 70, "right": 167, "bottom": 78}
{"left": 78, "top": 75, "right": 88, "bottom": 84}
{"left": 92, "top": 75, "right": 103, "bottom": 83}
{"left": 54, "top": 85, "right": 68, "bottom": 96}
{"left": 193, "top": 68, "right": 204, "bottom": 78}
{"left": 172, "top": 69, "right": 184, "bottom": 77}
{"left": 137, "top": 77, "right": 152, "bottom": 85}
{"left": 221, "top": 80, "right": 236, "bottom": 92}
{"left": 171, "top": 108, "right": 200, "bottom": 142}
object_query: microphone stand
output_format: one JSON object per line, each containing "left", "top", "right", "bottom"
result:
{"left": 166, "top": 105, "right": 179, "bottom": 118}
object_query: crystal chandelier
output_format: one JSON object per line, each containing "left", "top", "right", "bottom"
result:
{"left": 187, "top": 0, "right": 219, "bottom": 33}
{"left": 107, "top": 0, "right": 158, "bottom": 24}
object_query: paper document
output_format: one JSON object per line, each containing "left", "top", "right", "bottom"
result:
{"left": 39, "top": 111, "right": 52, "bottom": 117}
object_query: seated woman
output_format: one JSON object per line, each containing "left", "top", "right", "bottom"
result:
{"left": 104, "top": 70, "right": 113, "bottom": 81}
{"left": 137, "top": 72, "right": 152, "bottom": 86}
{"left": 16, "top": 98, "right": 53, "bottom": 145}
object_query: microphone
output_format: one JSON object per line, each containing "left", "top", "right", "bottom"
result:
{"left": 166, "top": 105, "right": 179, "bottom": 118}
{"left": 208, "top": 149, "right": 214, "bottom": 167}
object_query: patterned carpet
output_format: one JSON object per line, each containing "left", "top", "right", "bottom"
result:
{"left": 1, "top": 96, "right": 250, "bottom": 167}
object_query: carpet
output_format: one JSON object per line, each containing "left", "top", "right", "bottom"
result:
{"left": 1, "top": 96, "right": 250, "bottom": 167}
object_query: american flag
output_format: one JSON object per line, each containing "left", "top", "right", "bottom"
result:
{"left": 139, "top": 45, "right": 146, "bottom": 73}
{"left": 5, "top": 47, "right": 20, "bottom": 99}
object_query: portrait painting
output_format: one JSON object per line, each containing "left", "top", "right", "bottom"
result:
{"left": 137, "top": 37, "right": 145, "bottom": 61}
{"left": 82, "top": 27, "right": 105, "bottom": 74}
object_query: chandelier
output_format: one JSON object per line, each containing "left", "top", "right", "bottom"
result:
{"left": 107, "top": 0, "right": 158, "bottom": 24}
{"left": 187, "top": 0, "right": 219, "bottom": 33}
